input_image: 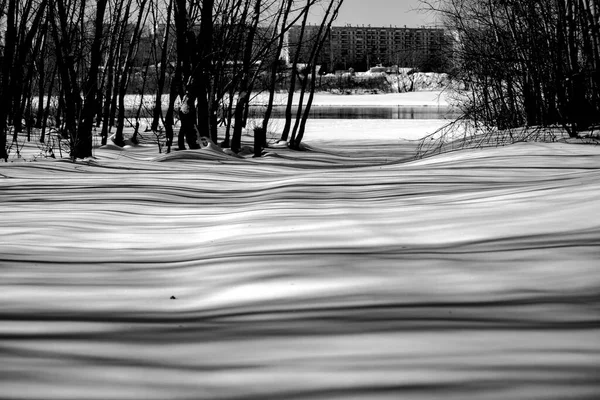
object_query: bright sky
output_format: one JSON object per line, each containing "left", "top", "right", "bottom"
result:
{"left": 309, "top": 0, "right": 438, "bottom": 28}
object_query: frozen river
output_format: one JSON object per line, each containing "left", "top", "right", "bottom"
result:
{"left": 248, "top": 105, "right": 458, "bottom": 120}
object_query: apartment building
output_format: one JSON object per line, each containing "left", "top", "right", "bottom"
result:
{"left": 288, "top": 24, "right": 448, "bottom": 71}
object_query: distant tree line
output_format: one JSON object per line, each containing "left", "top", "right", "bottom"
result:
{"left": 0, "top": 0, "right": 343, "bottom": 161}
{"left": 425, "top": 0, "right": 600, "bottom": 136}
{"left": 327, "top": 45, "right": 450, "bottom": 74}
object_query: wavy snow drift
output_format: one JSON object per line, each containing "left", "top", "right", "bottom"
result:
{"left": 1, "top": 140, "right": 600, "bottom": 400}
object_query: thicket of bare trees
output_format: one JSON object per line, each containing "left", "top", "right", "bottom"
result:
{"left": 0, "top": 0, "right": 343, "bottom": 161}
{"left": 424, "top": 0, "right": 600, "bottom": 136}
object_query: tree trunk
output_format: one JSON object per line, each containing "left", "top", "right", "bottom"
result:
{"left": 0, "top": 0, "right": 17, "bottom": 160}
{"left": 231, "top": 0, "right": 262, "bottom": 153}
{"left": 40, "top": 65, "right": 57, "bottom": 145}
{"left": 280, "top": 0, "right": 312, "bottom": 143}
{"left": 164, "top": 77, "right": 180, "bottom": 152}
{"left": 115, "top": 0, "right": 148, "bottom": 146}
{"left": 75, "top": 0, "right": 108, "bottom": 159}
{"left": 195, "top": 0, "right": 215, "bottom": 142}
{"left": 173, "top": 0, "right": 192, "bottom": 149}
{"left": 151, "top": 0, "right": 173, "bottom": 131}
{"left": 50, "top": 1, "right": 83, "bottom": 155}
{"left": 261, "top": 0, "right": 293, "bottom": 139}
{"left": 293, "top": 0, "right": 342, "bottom": 149}
{"left": 10, "top": 0, "right": 48, "bottom": 138}
{"left": 35, "top": 37, "right": 47, "bottom": 131}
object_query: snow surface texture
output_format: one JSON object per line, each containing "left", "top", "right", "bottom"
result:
{"left": 1, "top": 99, "right": 600, "bottom": 399}
{"left": 2, "top": 140, "right": 600, "bottom": 399}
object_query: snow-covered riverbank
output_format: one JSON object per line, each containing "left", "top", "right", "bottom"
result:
{"left": 2, "top": 130, "right": 600, "bottom": 399}
{"left": 2, "top": 88, "right": 600, "bottom": 399}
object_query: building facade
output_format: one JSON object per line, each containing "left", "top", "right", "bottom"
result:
{"left": 288, "top": 24, "right": 448, "bottom": 72}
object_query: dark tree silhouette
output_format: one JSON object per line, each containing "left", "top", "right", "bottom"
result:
{"left": 422, "top": 0, "right": 600, "bottom": 136}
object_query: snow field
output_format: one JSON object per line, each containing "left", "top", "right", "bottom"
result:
{"left": 1, "top": 90, "right": 600, "bottom": 399}
{"left": 1, "top": 136, "right": 600, "bottom": 398}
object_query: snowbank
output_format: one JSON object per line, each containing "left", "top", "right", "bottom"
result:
{"left": 1, "top": 136, "right": 600, "bottom": 399}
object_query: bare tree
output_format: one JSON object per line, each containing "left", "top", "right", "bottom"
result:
{"left": 113, "top": 0, "right": 150, "bottom": 146}
{"left": 100, "top": 0, "right": 129, "bottom": 146}
{"left": 279, "top": 0, "right": 312, "bottom": 143}
{"left": 1, "top": 0, "right": 350, "bottom": 160}
{"left": 260, "top": 0, "right": 294, "bottom": 138}
{"left": 170, "top": 0, "right": 196, "bottom": 150}
{"left": 0, "top": 0, "right": 50, "bottom": 160}
{"left": 149, "top": 0, "right": 174, "bottom": 133}
{"left": 49, "top": 0, "right": 84, "bottom": 156}
{"left": 230, "top": 0, "right": 262, "bottom": 153}
{"left": 422, "top": 0, "right": 600, "bottom": 140}
{"left": 0, "top": 0, "right": 17, "bottom": 161}
{"left": 76, "top": 0, "right": 109, "bottom": 158}
{"left": 292, "top": 0, "right": 343, "bottom": 149}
